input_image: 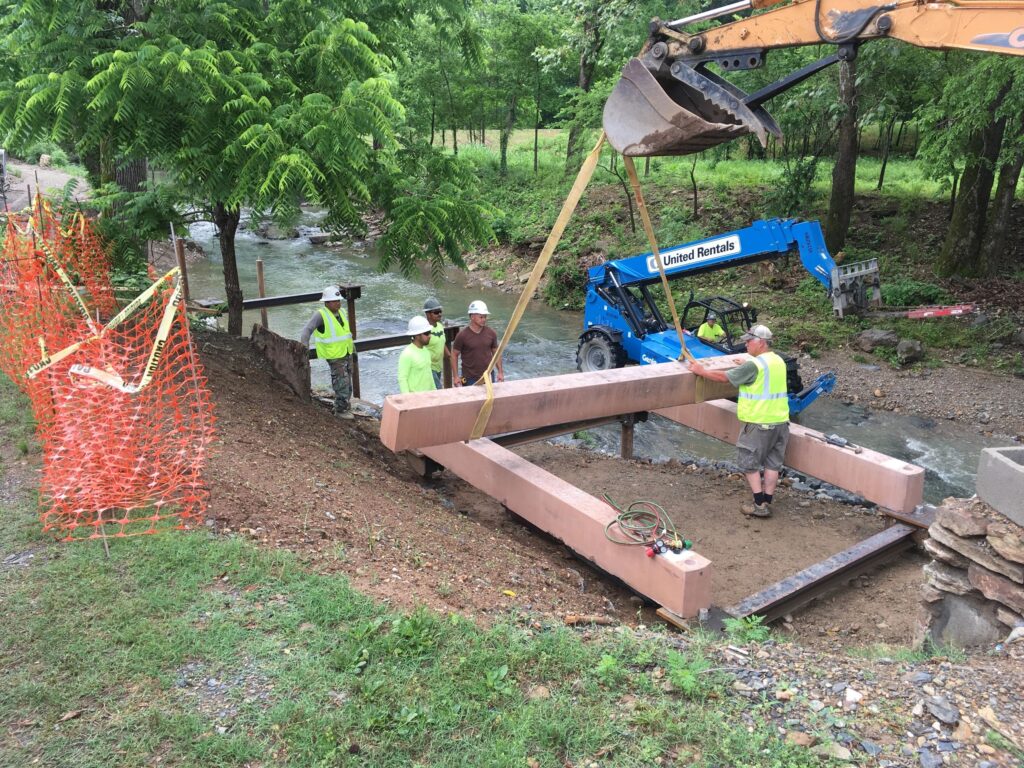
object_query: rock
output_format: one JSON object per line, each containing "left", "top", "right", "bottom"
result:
{"left": 987, "top": 522, "right": 1024, "bottom": 565}
{"left": 253, "top": 220, "right": 300, "bottom": 240}
{"left": 811, "top": 742, "right": 852, "bottom": 761}
{"left": 923, "top": 561, "right": 974, "bottom": 595}
{"left": 996, "top": 606, "right": 1023, "bottom": 630}
{"left": 906, "top": 672, "right": 933, "bottom": 686}
{"left": 923, "top": 537, "right": 971, "bottom": 569}
{"left": 936, "top": 502, "right": 990, "bottom": 537}
{"left": 929, "top": 523, "right": 1024, "bottom": 583}
{"left": 809, "top": 699, "right": 826, "bottom": 712}
{"left": 527, "top": 684, "right": 551, "bottom": 700}
{"left": 968, "top": 563, "right": 1024, "bottom": 613}
{"left": 951, "top": 721, "right": 972, "bottom": 741}
{"left": 519, "top": 273, "right": 530, "bottom": 284}
{"left": 786, "top": 731, "right": 816, "bottom": 748}
{"left": 38, "top": 153, "right": 52, "bottom": 167}
{"left": 874, "top": 388, "right": 884, "bottom": 398}
{"left": 978, "top": 411, "right": 992, "bottom": 425}
{"left": 896, "top": 339, "right": 925, "bottom": 365}
{"left": 924, "top": 696, "right": 960, "bottom": 725}
{"left": 920, "top": 592, "right": 1005, "bottom": 648}
{"left": 918, "top": 748, "right": 943, "bottom": 768}
{"left": 855, "top": 329, "right": 898, "bottom": 352}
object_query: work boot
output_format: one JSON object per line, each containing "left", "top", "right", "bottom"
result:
{"left": 751, "top": 503, "right": 771, "bottom": 518}
{"left": 335, "top": 409, "right": 355, "bottom": 421}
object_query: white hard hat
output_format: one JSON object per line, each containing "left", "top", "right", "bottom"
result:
{"left": 407, "top": 315, "right": 433, "bottom": 335}
{"left": 467, "top": 300, "right": 489, "bottom": 315}
{"left": 321, "top": 286, "right": 343, "bottom": 302}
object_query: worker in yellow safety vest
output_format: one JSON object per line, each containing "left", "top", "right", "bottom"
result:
{"left": 300, "top": 286, "right": 355, "bottom": 419}
{"left": 688, "top": 324, "right": 789, "bottom": 518}
{"left": 696, "top": 312, "right": 726, "bottom": 345}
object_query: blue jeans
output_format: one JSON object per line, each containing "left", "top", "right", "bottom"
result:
{"left": 432, "top": 370, "right": 442, "bottom": 389}
{"left": 464, "top": 371, "right": 497, "bottom": 386}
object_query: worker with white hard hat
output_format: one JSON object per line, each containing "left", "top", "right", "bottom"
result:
{"left": 398, "top": 316, "right": 437, "bottom": 394}
{"left": 422, "top": 297, "right": 450, "bottom": 389}
{"left": 300, "top": 286, "right": 356, "bottom": 419}
{"left": 452, "top": 300, "right": 504, "bottom": 386}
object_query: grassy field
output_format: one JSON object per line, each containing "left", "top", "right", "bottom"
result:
{"left": 0, "top": 373, "right": 829, "bottom": 768}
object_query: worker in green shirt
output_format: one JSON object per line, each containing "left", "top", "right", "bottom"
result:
{"left": 422, "top": 297, "right": 450, "bottom": 389}
{"left": 398, "top": 316, "right": 437, "bottom": 394}
{"left": 696, "top": 312, "right": 726, "bottom": 345}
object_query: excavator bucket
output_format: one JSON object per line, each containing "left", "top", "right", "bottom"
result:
{"left": 604, "top": 58, "right": 782, "bottom": 157}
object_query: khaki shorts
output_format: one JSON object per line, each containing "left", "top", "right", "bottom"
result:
{"left": 736, "top": 422, "right": 790, "bottom": 472}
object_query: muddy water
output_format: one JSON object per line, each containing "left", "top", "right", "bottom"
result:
{"left": 186, "top": 218, "right": 1002, "bottom": 503}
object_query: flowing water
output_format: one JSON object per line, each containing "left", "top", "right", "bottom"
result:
{"left": 186, "top": 216, "right": 1004, "bottom": 504}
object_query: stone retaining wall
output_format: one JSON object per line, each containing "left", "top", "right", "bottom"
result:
{"left": 919, "top": 497, "right": 1024, "bottom": 647}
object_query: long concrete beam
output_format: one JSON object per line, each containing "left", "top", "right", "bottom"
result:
{"left": 421, "top": 438, "right": 713, "bottom": 618}
{"left": 655, "top": 400, "right": 924, "bottom": 513}
{"left": 380, "top": 358, "right": 741, "bottom": 452}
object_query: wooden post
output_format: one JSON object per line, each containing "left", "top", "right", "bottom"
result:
{"left": 443, "top": 325, "right": 459, "bottom": 388}
{"left": 255, "top": 258, "right": 268, "bottom": 328}
{"left": 174, "top": 237, "right": 191, "bottom": 305}
{"left": 345, "top": 287, "right": 360, "bottom": 399}
{"left": 620, "top": 414, "right": 635, "bottom": 460}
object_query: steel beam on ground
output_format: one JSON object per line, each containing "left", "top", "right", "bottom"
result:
{"left": 654, "top": 400, "right": 924, "bottom": 513}
{"left": 421, "top": 438, "right": 713, "bottom": 618}
{"left": 380, "top": 358, "right": 741, "bottom": 452}
{"left": 490, "top": 416, "right": 621, "bottom": 448}
{"left": 724, "top": 523, "right": 918, "bottom": 622}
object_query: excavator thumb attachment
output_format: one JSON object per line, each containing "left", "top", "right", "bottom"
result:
{"left": 604, "top": 58, "right": 782, "bottom": 157}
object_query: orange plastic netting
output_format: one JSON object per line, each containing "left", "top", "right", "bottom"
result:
{"left": 0, "top": 199, "right": 215, "bottom": 540}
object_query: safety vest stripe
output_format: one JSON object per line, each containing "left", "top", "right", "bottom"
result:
{"left": 737, "top": 356, "right": 787, "bottom": 399}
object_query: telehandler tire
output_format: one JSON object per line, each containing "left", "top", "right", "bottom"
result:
{"left": 576, "top": 331, "right": 626, "bottom": 372}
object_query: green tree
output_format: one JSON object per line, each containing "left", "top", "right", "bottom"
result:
{"left": 2, "top": 0, "right": 493, "bottom": 335}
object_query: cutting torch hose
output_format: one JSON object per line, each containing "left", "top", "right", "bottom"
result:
{"left": 602, "top": 494, "right": 680, "bottom": 546}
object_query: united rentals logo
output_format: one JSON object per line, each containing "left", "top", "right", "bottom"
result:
{"left": 646, "top": 235, "right": 741, "bottom": 274}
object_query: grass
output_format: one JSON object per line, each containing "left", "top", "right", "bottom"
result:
{"left": 0, "top": 381, "right": 830, "bottom": 768}
{"left": 847, "top": 641, "right": 967, "bottom": 664}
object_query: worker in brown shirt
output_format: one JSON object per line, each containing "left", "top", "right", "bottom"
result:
{"left": 452, "top": 300, "right": 504, "bottom": 386}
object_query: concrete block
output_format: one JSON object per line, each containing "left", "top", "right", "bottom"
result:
{"left": 976, "top": 447, "right": 1024, "bottom": 526}
{"left": 422, "top": 438, "right": 713, "bottom": 618}
{"left": 655, "top": 399, "right": 925, "bottom": 513}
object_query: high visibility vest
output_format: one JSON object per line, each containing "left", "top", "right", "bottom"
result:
{"left": 313, "top": 307, "right": 353, "bottom": 359}
{"left": 736, "top": 351, "right": 789, "bottom": 424}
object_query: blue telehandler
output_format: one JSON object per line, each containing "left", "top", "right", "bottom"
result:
{"left": 576, "top": 217, "right": 880, "bottom": 415}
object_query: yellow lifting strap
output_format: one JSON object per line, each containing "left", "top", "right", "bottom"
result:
{"left": 622, "top": 156, "right": 694, "bottom": 364}
{"left": 469, "top": 132, "right": 607, "bottom": 441}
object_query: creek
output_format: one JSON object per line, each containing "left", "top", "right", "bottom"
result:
{"left": 186, "top": 217, "right": 1002, "bottom": 504}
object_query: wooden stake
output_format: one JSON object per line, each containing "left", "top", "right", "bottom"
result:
{"left": 174, "top": 237, "right": 190, "bottom": 304}
{"left": 346, "top": 287, "right": 360, "bottom": 399}
{"left": 620, "top": 414, "right": 635, "bottom": 460}
{"left": 255, "top": 258, "right": 268, "bottom": 328}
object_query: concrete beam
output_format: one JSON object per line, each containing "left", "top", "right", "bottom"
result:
{"left": 422, "top": 438, "right": 713, "bottom": 618}
{"left": 655, "top": 400, "right": 924, "bottom": 513}
{"left": 380, "top": 358, "right": 740, "bottom": 452}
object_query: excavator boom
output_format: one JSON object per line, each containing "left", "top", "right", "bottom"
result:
{"left": 604, "top": 0, "right": 1024, "bottom": 156}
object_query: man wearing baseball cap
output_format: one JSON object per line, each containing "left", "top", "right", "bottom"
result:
{"left": 689, "top": 324, "right": 788, "bottom": 518}
{"left": 300, "top": 286, "right": 355, "bottom": 419}
{"left": 422, "top": 297, "right": 450, "bottom": 389}
{"left": 452, "top": 300, "right": 504, "bottom": 386}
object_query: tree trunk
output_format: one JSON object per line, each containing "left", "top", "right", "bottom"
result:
{"left": 430, "top": 99, "right": 436, "bottom": 146}
{"left": 565, "top": 16, "right": 601, "bottom": 172}
{"left": 980, "top": 146, "right": 1024, "bottom": 270}
{"left": 115, "top": 157, "right": 148, "bottom": 193}
{"left": 213, "top": 202, "right": 244, "bottom": 336}
{"left": 499, "top": 94, "right": 518, "bottom": 176}
{"left": 534, "top": 63, "right": 541, "bottom": 174}
{"left": 937, "top": 110, "right": 1007, "bottom": 276}
{"left": 825, "top": 59, "right": 858, "bottom": 253}
{"left": 876, "top": 115, "right": 896, "bottom": 190}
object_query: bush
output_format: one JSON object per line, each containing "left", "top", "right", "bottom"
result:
{"left": 881, "top": 279, "right": 950, "bottom": 307}
{"left": 22, "top": 140, "right": 69, "bottom": 167}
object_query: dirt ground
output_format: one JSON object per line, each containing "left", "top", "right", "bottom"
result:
{"left": 198, "top": 329, "right": 930, "bottom": 651}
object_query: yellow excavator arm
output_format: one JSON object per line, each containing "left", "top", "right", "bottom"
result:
{"left": 604, "top": 0, "right": 1024, "bottom": 156}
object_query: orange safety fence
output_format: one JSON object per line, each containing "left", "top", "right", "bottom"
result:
{"left": 0, "top": 198, "right": 215, "bottom": 540}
